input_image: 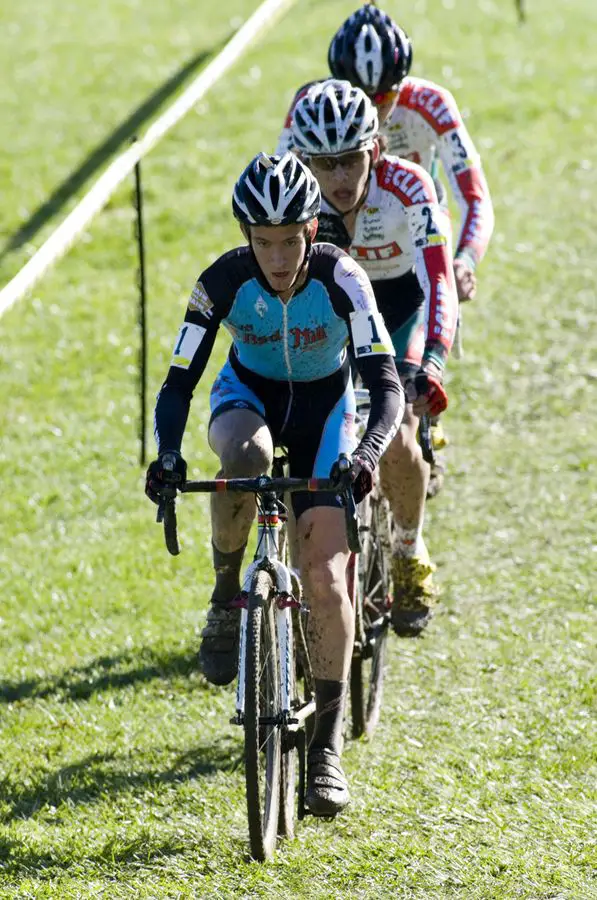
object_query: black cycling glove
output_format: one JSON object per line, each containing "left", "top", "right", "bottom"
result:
{"left": 145, "top": 451, "right": 187, "bottom": 504}
{"left": 330, "top": 454, "right": 374, "bottom": 505}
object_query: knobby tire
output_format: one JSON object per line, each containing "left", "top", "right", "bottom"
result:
{"left": 276, "top": 607, "right": 298, "bottom": 840}
{"left": 244, "top": 569, "right": 281, "bottom": 861}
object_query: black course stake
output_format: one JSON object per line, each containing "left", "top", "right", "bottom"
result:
{"left": 132, "top": 137, "right": 148, "bottom": 466}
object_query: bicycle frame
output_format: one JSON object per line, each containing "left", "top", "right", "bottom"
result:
{"left": 159, "top": 468, "right": 359, "bottom": 727}
{"left": 156, "top": 458, "right": 363, "bottom": 855}
{"left": 234, "top": 486, "right": 307, "bottom": 729}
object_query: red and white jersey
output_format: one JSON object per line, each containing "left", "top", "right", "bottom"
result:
{"left": 329, "top": 155, "right": 457, "bottom": 360}
{"left": 277, "top": 75, "right": 494, "bottom": 269}
{"left": 384, "top": 77, "right": 494, "bottom": 267}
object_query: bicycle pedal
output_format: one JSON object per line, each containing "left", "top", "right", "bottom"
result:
{"left": 276, "top": 592, "right": 301, "bottom": 610}
{"left": 230, "top": 713, "right": 244, "bottom": 726}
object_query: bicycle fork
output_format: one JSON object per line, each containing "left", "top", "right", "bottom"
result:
{"left": 234, "top": 572, "right": 300, "bottom": 724}
{"left": 233, "top": 502, "right": 312, "bottom": 729}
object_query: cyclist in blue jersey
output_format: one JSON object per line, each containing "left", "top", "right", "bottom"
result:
{"left": 146, "top": 152, "right": 404, "bottom": 817}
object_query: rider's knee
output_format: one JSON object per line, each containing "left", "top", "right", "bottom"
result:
{"left": 219, "top": 435, "right": 273, "bottom": 477}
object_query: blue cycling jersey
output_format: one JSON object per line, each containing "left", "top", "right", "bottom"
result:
{"left": 154, "top": 242, "right": 403, "bottom": 472}
{"left": 222, "top": 275, "right": 348, "bottom": 381}
{"left": 168, "top": 243, "right": 393, "bottom": 383}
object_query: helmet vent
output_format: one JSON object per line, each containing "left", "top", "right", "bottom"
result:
{"left": 291, "top": 79, "right": 378, "bottom": 156}
{"left": 328, "top": 6, "right": 412, "bottom": 94}
{"left": 232, "top": 152, "right": 321, "bottom": 226}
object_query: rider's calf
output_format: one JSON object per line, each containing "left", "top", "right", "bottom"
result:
{"left": 380, "top": 412, "right": 429, "bottom": 532}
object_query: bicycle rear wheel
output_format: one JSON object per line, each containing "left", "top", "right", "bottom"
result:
{"left": 244, "top": 569, "right": 281, "bottom": 861}
{"left": 278, "top": 602, "right": 315, "bottom": 837}
{"left": 350, "top": 492, "right": 392, "bottom": 739}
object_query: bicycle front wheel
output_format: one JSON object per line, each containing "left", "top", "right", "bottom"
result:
{"left": 244, "top": 569, "right": 281, "bottom": 861}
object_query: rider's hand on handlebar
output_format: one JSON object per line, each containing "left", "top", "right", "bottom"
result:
{"left": 404, "top": 362, "right": 448, "bottom": 418}
{"left": 145, "top": 451, "right": 187, "bottom": 504}
{"left": 330, "top": 453, "right": 374, "bottom": 505}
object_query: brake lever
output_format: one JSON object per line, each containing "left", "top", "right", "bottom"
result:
{"left": 337, "top": 454, "right": 361, "bottom": 554}
{"left": 155, "top": 453, "right": 182, "bottom": 555}
{"left": 418, "top": 414, "right": 436, "bottom": 466}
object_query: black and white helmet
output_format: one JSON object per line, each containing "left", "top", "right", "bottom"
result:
{"left": 232, "top": 152, "right": 320, "bottom": 226}
{"left": 328, "top": 4, "right": 412, "bottom": 95}
{"left": 291, "top": 79, "right": 378, "bottom": 158}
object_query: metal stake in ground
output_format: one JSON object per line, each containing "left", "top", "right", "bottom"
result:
{"left": 132, "top": 137, "right": 148, "bottom": 466}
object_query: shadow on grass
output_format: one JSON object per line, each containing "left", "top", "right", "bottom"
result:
{"left": 0, "top": 32, "right": 230, "bottom": 265}
{"left": 0, "top": 828, "right": 199, "bottom": 877}
{"left": 0, "top": 644, "right": 210, "bottom": 704}
{"left": 0, "top": 835, "right": 58, "bottom": 877}
{"left": 2, "top": 740, "right": 241, "bottom": 823}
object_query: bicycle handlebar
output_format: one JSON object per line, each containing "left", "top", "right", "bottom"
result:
{"left": 156, "top": 470, "right": 361, "bottom": 556}
{"left": 157, "top": 494, "right": 180, "bottom": 556}
{"left": 181, "top": 476, "right": 335, "bottom": 494}
{"left": 357, "top": 384, "right": 434, "bottom": 465}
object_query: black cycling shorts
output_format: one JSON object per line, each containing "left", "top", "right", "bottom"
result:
{"left": 209, "top": 350, "right": 357, "bottom": 520}
{"left": 371, "top": 269, "right": 425, "bottom": 379}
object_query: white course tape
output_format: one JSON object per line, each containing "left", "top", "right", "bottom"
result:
{"left": 0, "top": 0, "right": 298, "bottom": 319}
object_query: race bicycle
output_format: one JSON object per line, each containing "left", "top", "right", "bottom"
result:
{"left": 347, "top": 392, "right": 437, "bottom": 736}
{"left": 156, "top": 454, "right": 359, "bottom": 860}
{"left": 155, "top": 410, "right": 394, "bottom": 858}
{"left": 347, "top": 389, "right": 393, "bottom": 739}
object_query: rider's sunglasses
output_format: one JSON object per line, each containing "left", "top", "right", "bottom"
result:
{"left": 310, "top": 152, "right": 365, "bottom": 173}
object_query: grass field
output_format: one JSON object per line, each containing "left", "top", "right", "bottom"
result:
{"left": 1, "top": 0, "right": 596, "bottom": 897}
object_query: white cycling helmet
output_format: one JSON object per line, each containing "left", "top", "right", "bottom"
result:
{"left": 291, "top": 79, "right": 379, "bottom": 158}
{"left": 232, "top": 152, "right": 320, "bottom": 226}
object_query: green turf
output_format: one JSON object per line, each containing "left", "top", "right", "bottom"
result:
{"left": 1, "top": 0, "right": 596, "bottom": 897}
